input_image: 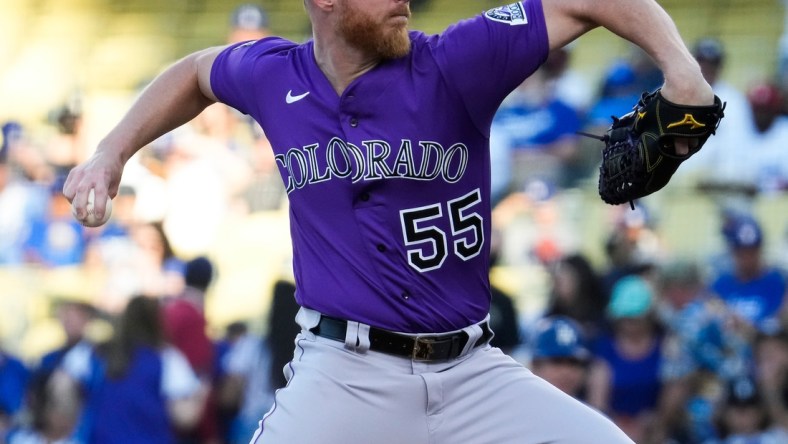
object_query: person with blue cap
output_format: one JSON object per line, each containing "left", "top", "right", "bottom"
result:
{"left": 530, "top": 316, "right": 591, "bottom": 399}
{"left": 228, "top": 4, "right": 271, "bottom": 44}
{"left": 710, "top": 213, "right": 787, "bottom": 334}
{"left": 0, "top": 121, "right": 50, "bottom": 265}
{"left": 709, "top": 376, "right": 788, "bottom": 443}
{"left": 654, "top": 258, "right": 752, "bottom": 443}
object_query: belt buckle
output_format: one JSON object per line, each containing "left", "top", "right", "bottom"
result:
{"left": 411, "top": 336, "right": 438, "bottom": 361}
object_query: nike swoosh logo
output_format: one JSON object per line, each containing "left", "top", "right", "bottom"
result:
{"left": 286, "top": 90, "right": 310, "bottom": 104}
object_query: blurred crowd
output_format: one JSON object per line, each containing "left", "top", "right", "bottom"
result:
{"left": 1, "top": 3, "right": 788, "bottom": 444}
{"left": 514, "top": 209, "right": 788, "bottom": 444}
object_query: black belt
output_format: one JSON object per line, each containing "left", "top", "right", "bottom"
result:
{"left": 310, "top": 316, "right": 494, "bottom": 362}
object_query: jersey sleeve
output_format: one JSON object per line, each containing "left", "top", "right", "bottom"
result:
{"left": 433, "top": 0, "right": 549, "bottom": 129}
{"left": 210, "top": 41, "right": 258, "bottom": 116}
{"left": 210, "top": 37, "right": 295, "bottom": 117}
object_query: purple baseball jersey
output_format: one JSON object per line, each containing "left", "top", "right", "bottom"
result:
{"left": 211, "top": 1, "right": 548, "bottom": 333}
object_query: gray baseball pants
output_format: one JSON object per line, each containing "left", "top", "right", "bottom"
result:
{"left": 249, "top": 307, "right": 633, "bottom": 444}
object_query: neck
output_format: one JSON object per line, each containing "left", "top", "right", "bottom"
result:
{"left": 312, "top": 33, "right": 380, "bottom": 95}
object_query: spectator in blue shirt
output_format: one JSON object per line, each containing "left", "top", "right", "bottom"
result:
{"left": 588, "top": 275, "right": 664, "bottom": 443}
{"left": 59, "top": 295, "right": 206, "bottom": 444}
{"left": 0, "top": 350, "right": 30, "bottom": 441}
{"left": 23, "top": 175, "right": 87, "bottom": 267}
{"left": 710, "top": 213, "right": 788, "bottom": 334}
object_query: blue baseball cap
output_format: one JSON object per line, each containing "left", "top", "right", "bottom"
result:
{"left": 726, "top": 377, "right": 761, "bottom": 406}
{"left": 230, "top": 4, "right": 269, "bottom": 30}
{"left": 601, "top": 61, "right": 637, "bottom": 96}
{"left": 531, "top": 316, "right": 590, "bottom": 361}
{"left": 722, "top": 215, "right": 762, "bottom": 249}
{"left": 607, "top": 275, "right": 654, "bottom": 319}
{"left": 692, "top": 38, "right": 725, "bottom": 64}
{"left": 184, "top": 256, "right": 214, "bottom": 291}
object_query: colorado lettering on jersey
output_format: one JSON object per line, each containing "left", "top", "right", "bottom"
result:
{"left": 274, "top": 138, "right": 469, "bottom": 193}
{"left": 484, "top": 2, "right": 528, "bottom": 25}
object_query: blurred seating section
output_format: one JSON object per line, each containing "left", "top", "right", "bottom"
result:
{"left": 0, "top": 0, "right": 784, "bottom": 125}
{"left": 0, "top": 0, "right": 786, "bottom": 361}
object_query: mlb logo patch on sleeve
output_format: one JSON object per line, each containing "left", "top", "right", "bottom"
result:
{"left": 484, "top": 2, "right": 528, "bottom": 25}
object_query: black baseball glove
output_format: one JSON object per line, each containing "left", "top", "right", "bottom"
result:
{"left": 593, "top": 89, "right": 725, "bottom": 208}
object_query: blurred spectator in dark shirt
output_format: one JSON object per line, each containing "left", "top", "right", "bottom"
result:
{"left": 266, "top": 280, "right": 301, "bottom": 391}
{"left": 541, "top": 253, "right": 608, "bottom": 343}
{"left": 219, "top": 280, "right": 299, "bottom": 444}
{"left": 163, "top": 256, "right": 220, "bottom": 444}
{"left": 487, "top": 229, "right": 521, "bottom": 355}
{"left": 164, "top": 256, "right": 215, "bottom": 377}
{"left": 708, "top": 377, "right": 788, "bottom": 443}
{"left": 489, "top": 285, "right": 521, "bottom": 355}
{"left": 754, "top": 329, "right": 788, "bottom": 432}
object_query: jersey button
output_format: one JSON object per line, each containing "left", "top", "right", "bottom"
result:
{"left": 360, "top": 193, "right": 370, "bottom": 202}
{"left": 400, "top": 292, "right": 410, "bottom": 300}
{"left": 350, "top": 117, "right": 359, "bottom": 127}
{"left": 376, "top": 244, "right": 386, "bottom": 252}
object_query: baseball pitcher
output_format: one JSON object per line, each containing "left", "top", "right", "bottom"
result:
{"left": 65, "top": 0, "right": 723, "bottom": 442}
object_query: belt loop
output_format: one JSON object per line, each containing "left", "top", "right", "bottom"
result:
{"left": 296, "top": 307, "right": 321, "bottom": 340}
{"left": 460, "top": 324, "right": 483, "bottom": 356}
{"left": 344, "top": 321, "right": 360, "bottom": 351}
{"left": 356, "top": 323, "right": 371, "bottom": 353}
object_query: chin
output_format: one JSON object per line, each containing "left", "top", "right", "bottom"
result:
{"left": 378, "top": 30, "right": 411, "bottom": 59}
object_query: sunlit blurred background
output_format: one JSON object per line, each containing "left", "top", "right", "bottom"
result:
{"left": 1, "top": 0, "right": 787, "bottom": 364}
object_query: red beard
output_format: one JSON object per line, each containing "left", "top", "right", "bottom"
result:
{"left": 337, "top": 4, "right": 411, "bottom": 59}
